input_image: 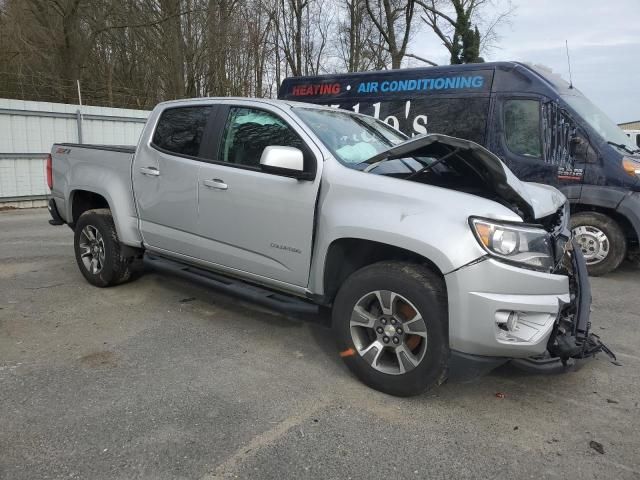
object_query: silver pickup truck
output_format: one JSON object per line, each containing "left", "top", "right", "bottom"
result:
{"left": 47, "top": 97, "right": 611, "bottom": 396}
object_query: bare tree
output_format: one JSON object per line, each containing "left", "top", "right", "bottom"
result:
{"left": 337, "top": 0, "right": 389, "bottom": 71}
{"left": 364, "top": 0, "right": 416, "bottom": 69}
{"left": 0, "top": 0, "right": 517, "bottom": 108}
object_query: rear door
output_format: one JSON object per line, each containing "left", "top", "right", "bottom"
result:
{"left": 195, "top": 103, "right": 322, "bottom": 287}
{"left": 133, "top": 104, "right": 216, "bottom": 256}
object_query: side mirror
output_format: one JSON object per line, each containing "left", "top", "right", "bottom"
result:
{"left": 259, "top": 146, "right": 308, "bottom": 179}
{"left": 569, "top": 134, "right": 587, "bottom": 159}
{"left": 569, "top": 135, "right": 580, "bottom": 156}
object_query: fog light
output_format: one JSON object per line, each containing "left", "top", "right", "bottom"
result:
{"left": 507, "top": 311, "right": 519, "bottom": 331}
{"left": 495, "top": 310, "right": 553, "bottom": 344}
{"left": 496, "top": 310, "right": 520, "bottom": 332}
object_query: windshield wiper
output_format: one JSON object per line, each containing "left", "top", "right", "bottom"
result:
{"left": 607, "top": 141, "right": 639, "bottom": 155}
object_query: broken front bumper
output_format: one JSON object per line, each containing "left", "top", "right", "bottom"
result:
{"left": 511, "top": 241, "right": 616, "bottom": 372}
{"left": 445, "top": 239, "right": 615, "bottom": 379}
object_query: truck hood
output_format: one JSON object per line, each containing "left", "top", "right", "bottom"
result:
{"left": 364, "top": 134, "right": 565, "bottom": 221}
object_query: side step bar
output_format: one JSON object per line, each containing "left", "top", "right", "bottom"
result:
{"left": 144, "top": 254, "right": 320, "bottom": 316}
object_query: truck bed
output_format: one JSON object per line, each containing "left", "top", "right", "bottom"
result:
{"left": 50, "top": 142, "right": 141, "bottom": 246}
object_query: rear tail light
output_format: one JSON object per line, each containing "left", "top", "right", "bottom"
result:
{"left": 46, "top": 154, "right": 53, "bottom": 189}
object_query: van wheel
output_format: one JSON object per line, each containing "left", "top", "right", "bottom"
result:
{"left": 332, "top": 261, "right": 448, "bottom": 397}
{"left": 74, "top": 209, "right": 137, "bottom": 287}
{"left": 571, "top": 212, "right": 626, "bottom": 276}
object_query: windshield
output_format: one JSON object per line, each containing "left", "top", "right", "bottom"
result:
{"left": 562, "top": 94, "right": 639, "bottom": 152}
{"left": 293, "top": 107, "right": 407, "bottom": 165}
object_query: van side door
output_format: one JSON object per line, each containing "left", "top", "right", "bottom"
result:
{"left": 195, "top": 104, "right": 322, "bottom": 288}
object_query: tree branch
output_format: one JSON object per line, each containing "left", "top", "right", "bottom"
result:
{"left": 405, "top": 53, "right": 438, "bottom": 66}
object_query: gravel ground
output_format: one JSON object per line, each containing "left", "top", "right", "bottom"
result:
{"left": 1, "top": 208, "right": 639, "bottom": 479}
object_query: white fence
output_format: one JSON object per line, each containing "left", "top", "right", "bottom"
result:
{"left": 0, "top": 99, "right": 150, "bottom": 205}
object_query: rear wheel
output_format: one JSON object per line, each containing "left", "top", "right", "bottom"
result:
{"left": 332, "top": 261, "right": 448, "bottom": 397}
{"left": 74, "top": 209, "right": 138, "bottom": 287}
{"left": 571, "top": 212, "right": 626, "bottom": 276}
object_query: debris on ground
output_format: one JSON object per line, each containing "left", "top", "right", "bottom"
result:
{"left": 589, "top": 440, "right": 605, "bottom": 454}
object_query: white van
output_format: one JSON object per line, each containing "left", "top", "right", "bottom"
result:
{"left": 625, "top": 130, "right": 640, "bottom": 149}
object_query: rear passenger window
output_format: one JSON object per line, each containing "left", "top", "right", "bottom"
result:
{"left": 152, "top": 106, "right": 212, "bottom": 157}
{"left": 504, "top": 99, "right": 542, "bottom": 158}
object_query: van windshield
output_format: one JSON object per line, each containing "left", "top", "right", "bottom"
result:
{"left": 293, "top": 107, "right": 407, "bottom": 165}
{"left": 562, "top": 94, "right": 639, "bottom": 153}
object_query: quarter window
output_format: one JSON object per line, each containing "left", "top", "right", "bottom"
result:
{"left": 504, "top": 99, "right": 542, "bottom": 158}
{"left": 220, "top": 107, "right": 306, "bottom": 168}
{"left": 152, "top": 106, "right": 212, "bottom": 157}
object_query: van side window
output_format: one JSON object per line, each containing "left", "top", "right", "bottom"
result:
{"left": 504, "top": 100, "right": 542, "bottom": 158}
{"left": 220, "top": 107, "right": 306, "bottom": 168}
{"left": 152, "top": 106, "right": 212, "bottom": 157}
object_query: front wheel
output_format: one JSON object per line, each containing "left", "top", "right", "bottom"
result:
{"left": 332, "top": 261, "right": 449, "bottom": 397}
{"left": 571, "top": 212, "right": 626, "bottom": 276}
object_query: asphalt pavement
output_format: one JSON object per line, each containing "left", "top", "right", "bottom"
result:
{"left": 1, "top": 208, "right": 639, "bottom": 479}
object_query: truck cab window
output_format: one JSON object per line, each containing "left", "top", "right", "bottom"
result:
{"left": 152, "top": 106, "right": 212, "bottom": 157}
{"left": 504, "top": 99, "right": 542, "bottom": 158}
{"left": 220, "top": 108, "right": 305, "bottom": 168}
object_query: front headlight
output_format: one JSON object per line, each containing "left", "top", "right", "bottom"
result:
{"left": 622, "top": 157, "right": 640, "bottom": 178}
{"left": 470, "top": 217, "right": 554, "bottom": 272}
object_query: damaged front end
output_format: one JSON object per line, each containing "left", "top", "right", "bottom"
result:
{"left": 365, "top": 133, "right": 616, "bottom": 372}
{"left": 511, "top": 209, "right": 618, "bottom": 373}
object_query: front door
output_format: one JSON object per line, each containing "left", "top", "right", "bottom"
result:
{"left": 490, "top": 96, "right": 558, "bottom": 185}
{"left": 490, "top": 96, "right": 589, "bottom": 200}
{"left": 196, "top": 104, "right": 322, "bottom": 287}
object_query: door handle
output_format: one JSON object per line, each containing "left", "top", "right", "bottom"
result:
{"left": 139, "top": 166, "right": 160, "bottom": 177}
{"left": 203, "top": 179, "right": 228, "bottom": 190}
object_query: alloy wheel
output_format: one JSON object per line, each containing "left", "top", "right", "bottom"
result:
{"left": 349, "top": 290, "right": 428, "bottom": 375}
{"left": 78, "top": 225, "right": 106, "bottom": 274}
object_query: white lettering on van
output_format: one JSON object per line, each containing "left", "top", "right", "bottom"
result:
{"left": 413, "top": 115, "right": 428, "bottom": 136}
{"left": 372, "top": 102, "right": 381, "bottom": 119}
{"left": 384, "top": 116, "right": 399, "bottom": 130}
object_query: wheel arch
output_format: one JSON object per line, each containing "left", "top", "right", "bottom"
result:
{"left": 571, "top": 203, "right": 638, "bottom": 244}
{"left": 67, "top": 187, "right": 142, "bottom": 247}
{"left": 69, "top": 189, "right": 110, "bottom": 226}
{"left": 322, "top": 237, "right": 447, "bottom": 305}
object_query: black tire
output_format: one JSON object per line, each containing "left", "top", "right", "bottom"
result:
{"left": 332, "top": 261, "right": 449, "bottom": 397}
{"left": 570, "top": 212, "right": 626, "bottom": 276}
{"left": 74, "top": 208, "right": 137, "bottom": 287}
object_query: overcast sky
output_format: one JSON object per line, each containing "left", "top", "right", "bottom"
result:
{"left": 413, "top": 0, "right": 640, "bottom": 123}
